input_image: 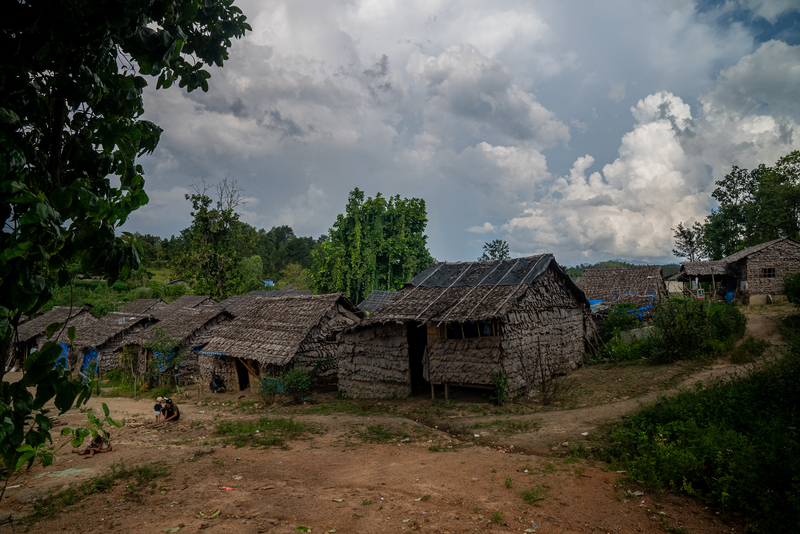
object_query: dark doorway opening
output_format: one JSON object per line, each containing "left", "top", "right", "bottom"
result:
{"left": 235, "top": 358, "right": 250, "bottom": 391}
{"left": 407, "top": 322, "right": 429, "bottom": 395}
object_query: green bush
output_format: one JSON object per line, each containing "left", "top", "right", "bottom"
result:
{"left": 601, "top": 302, "right": 640, "bottom": 342}
{"left": 709, "top": 305, "right": 747, "bottom": 343}
{"left": 282, "top": 367, "right": 312, "bottom": 403}
{"left": 784, "top": 272, "right": 800, "bottom": 306}
{"left": 730, "top": 336, "right": 770, "bottom": 364}
{"left": 610, "top": 337, "right": 800, "bottom": 533}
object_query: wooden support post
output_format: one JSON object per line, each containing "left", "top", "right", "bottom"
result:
{"left": 431, "top": 383, "right": 435, "bottom": 400}
{"left": 445, "top": 382, "right": 450, "bottom": 400}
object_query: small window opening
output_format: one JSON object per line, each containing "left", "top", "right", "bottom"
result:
{"left": 761, "top": 267, "right": 776, "bottom": 278}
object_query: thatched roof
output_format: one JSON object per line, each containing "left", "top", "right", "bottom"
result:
{"left": 129, "top": 307, "right": 232, "bottom": 347}
{"left": 66, "top": 312, "right": 155, "bottom": 348}
{"left": 357, "top": 290, "right": 397, "bottom": 314}
{"left": 724, "top": 237, "right": 800, "bottom": 263}
{"left": 219, "top": 294, "right": 262, "bottom": 316}
{"left": 201, "top": 293, "right": 362, "bottom": 365}
{"left": 364, "top": 255, "right": 585, "bottom": 325}
{"left": 678, "top": 260, "right": 727, "bottom": 278}
{"left": 118, "top": 299, "right": 167, "bottom": 314}
{"left": 576, "top": 265, "right": 665, "bottom": 304}
{"left": 15, "top": 306, "right": 94, "bottom": 344}
{"left": 249, "top": 286, "right": 312, "bottom": 298}
{"left": 153, "top": 295, "right": 218, "bottom": 320}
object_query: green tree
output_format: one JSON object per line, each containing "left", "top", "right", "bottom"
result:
{"left": 0, "top": 0, "right": 249, "bottom": 474}
{"left": 671, "top": 222, "right": 705, "bottom": 262}
{"left": 480, "top": 239, "right": 511, "bottom": 260}
{"left": 699, "top": 151, "right": 800, "bottom": 259}
{"left": 240, "top": 255, "right": 264, "bottom": 291}
{"left": 309, "top": 188, "right": 435, "bottom": 303}
{"left": 175, "top": 178, "right": 251, "bottom": 300}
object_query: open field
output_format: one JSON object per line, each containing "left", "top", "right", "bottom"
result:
{"left": 1, "top": 303, "right": 786, "bottom": 533}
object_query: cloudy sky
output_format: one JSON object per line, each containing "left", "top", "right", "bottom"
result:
{"left": 128, "top": 0, "right": 800, "bottom": 266}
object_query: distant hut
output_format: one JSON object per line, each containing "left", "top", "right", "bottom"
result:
{"left": 673, "top": 261, "right": 728, "bottom": 298}
{"left": 576, "top": 265, "right": 667, "bottom": 314}
{"left": 199, "top": 294, "right": 363, "bottom": 392}
{"left": 67, "top": 312, "right": 158, "bottom": 374}
{"left": 357, "top": 290, "right": 397, "bottom": 315}
{"left": 248, "top": 285, "right": 312, "bottom": 298}
{"left": 722, "top": 237, "right": 800, "bottom": 304}
{"left": 8, "top": 306, "right": 96, "bottom": 370}
{"left": 118, "top": 299, "right": 168, "bottom": 315}
{"left": 127, "top": 307, "right": 233, "bottom": 380}
{"left": 337, "top": 255, "right": 595, "bottom": 400}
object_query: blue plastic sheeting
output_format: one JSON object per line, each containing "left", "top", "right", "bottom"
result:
{"left": 154, "top": 350, "right": 178, "bottom": 372}
{"left": 261, "top": 377, "right": 285, "bottom": 394}
{"left": 196, "top": 351, "right": 227, "bottom": 356}
{"left": 55, "top": 343, "right": 69, "bottom": 370}
{"left": 81, "top": 348, "right": 98, "bottom": 375}
{"left": 727, "top": 292, "right": 735, "bottom": 303}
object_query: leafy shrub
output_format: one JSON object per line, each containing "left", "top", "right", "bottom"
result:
{"left": 601, "top": 302, "right": 640, "bottom": 342}
{"left": 600, "top": 337, "right": 654, "bottom": 362}
{"left": 490, "top": 372, "right": 510, "bottom": 405}
{"left": 730, "top": 336, "right": 770, "bottom": 364}
{"left": 647, "top": 299, "right": 745, "bottom": 363}
{"left": 784, "top": 271, "right": 800, "bottom": 306}
{"left": 282, "top": 367, "right": 312, "bottom": 403}
{"left": 610, "top": 336, "right": 800, "bottom": 533}
{"left": 708, "top": 305, "right": 747, "bottom": 342}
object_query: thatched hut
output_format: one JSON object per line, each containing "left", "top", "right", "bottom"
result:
{"left": 62, "top": 312, "right": 158, "bottom": 374}
{"left": 153, "top": 295, "right": 219, "bottom": 318}
{"left": 126, "top": 307, "right": 232, "bottom": 379}
{"left": 8, "top": 306, "right": 96, "bottom": 370}
{"left": 673, "top": 261, "right": 728, "bottom": 298}
{"left": 576, "top": 265, "right": 667, "bottom": 313}
{"left": 218, "top": 294, "right": 262, "bottom": 317}
{"left": 199, "top": 294, "right": 363, "bottom": 392}
{"left": 337, "top": 255, "right": 595, "bottom": 399}
{"left": 723, "top": 237, "right": 800, "bottom": 304}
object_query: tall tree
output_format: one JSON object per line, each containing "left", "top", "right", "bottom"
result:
{"left": 309, "top": 188, "right": 435, "bottom": 303}
{"left": 175, "top": 178, "right": 251, "bottom": 300}
{"left": 700, "top": 151, "right": 800, "bottom": 259}
{"left": 480, "top": 239, "right": 511, "bottom": 260}
{"left": 671, "top": 222, "right": 705, "bottom": 262}
{"left": 0, "top": 0, "right": 249, "bottom": 474}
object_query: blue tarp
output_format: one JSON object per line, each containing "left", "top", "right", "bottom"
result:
{"left": 55, "top": 343, "right": 69, "bottom": 370}
{"left": 81, "top": 348, "right": 98, "bottom": 375}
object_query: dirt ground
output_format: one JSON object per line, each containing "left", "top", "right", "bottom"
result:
{"left": 1, "top": 303, "right": 789, "bottom": 533}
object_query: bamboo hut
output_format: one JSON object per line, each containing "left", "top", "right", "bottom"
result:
{"left": 153, "top": 295, "right": 219, "bottom": 319}
{"left": 673, "top": 261, "right": 728, "bottom": 298}
{"left": 7, "top": 306, "right": 96, "bottom": 371}
{"left": 576, "top": 265, "right": 667, "bottom": 314}
{"left": 219, "top": 294, "right": 262, "bottom": 317}
{"left": 199, "top": 294, "right": 363, "bottom": 392}
{"left": 63, "top": 312, "right": 158, "bottom": 374}
{"left": 723, "top": 237, "right": 800, "bottom": 304}
{"left": 126, "top": 307, "right": 233, "bottom": 380}
{"left": 338, "top": 254, "right": 596, "bottom": 399}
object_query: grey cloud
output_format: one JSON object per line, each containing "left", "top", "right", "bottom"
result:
{"left": 261, "top": 110, "right": 313, "bottom": 138}
{"left": 364, "top": 55, "right": 390, "bottom": 78}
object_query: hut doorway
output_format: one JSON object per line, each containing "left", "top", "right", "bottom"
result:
{"left": 407, "top": 322, "right": 429, "bottom": 395}
{"left": 234, "top": 358, "right": 250, "bottom": 391}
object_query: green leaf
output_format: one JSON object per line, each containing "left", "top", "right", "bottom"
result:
{"left": 332, "top": 498, "right": 343, "bottom": 502}
{"left": 295, "top": 528, "right": 310, "bottom": 533}
{"left": 209, "top": 510, "right": 220, "bottom": 519}
{"left": 45, "top": 322, "right": 63, "bottom": 338}
{"left": 68, "top": 326, "right": 77, "bottom": 344}
{"left": 102, "top": 403, "right": 110, "bottom": 417}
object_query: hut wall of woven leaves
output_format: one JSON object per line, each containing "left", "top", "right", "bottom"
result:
{"left": 338, "top": 256, "right": 596, "bottom": 399}
{"left": 199, "top": 295, "right": 363, "bottom": 392}
{"left": 728, "top": 239, "right": 800, "bottom": 296}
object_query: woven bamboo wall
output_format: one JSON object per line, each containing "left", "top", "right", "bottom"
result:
{"left": 427, "top": 336, "right": 503, "bottom": 385}
{"left": 199, "top": 354, "right": 239, "bottom": 390}
{"left": 740, "top": 240, "right": 800, "bottom": 294}
{"left": 295, "top": 302, "right": 362, "bottom": 383}
{"left": 337, "top": 323, "right": 412, "bottom": 399}
{"left": 502, "top": 269, "right": 589, "bottom": 396}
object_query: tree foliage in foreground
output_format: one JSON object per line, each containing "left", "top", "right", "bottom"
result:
{"left": 0, "top": 0, "right": 249, "bottom": 473}
{"left": 309, "top": 188, "right": 435, "bottom": 304}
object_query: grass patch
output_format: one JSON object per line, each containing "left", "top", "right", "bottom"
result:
{"left": 358, "top": 424, "right": 409, "bottom": 443}
{"left": 214, "top": 417, "right": 312, "bottom": 448}
{"left": 730, "top": 335, "right": 770, "bottom": 364}
{"left": 490, "top": 509, "right": 503, "bottom": 524}
{"left": 520, "top": 485, "right": 548, "bottom": 504}
{"left": 24, "top": 463, "right": 169, "bottom": 523}
{"left": 309, "top": 399, "right": 389, "bottom": 416}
